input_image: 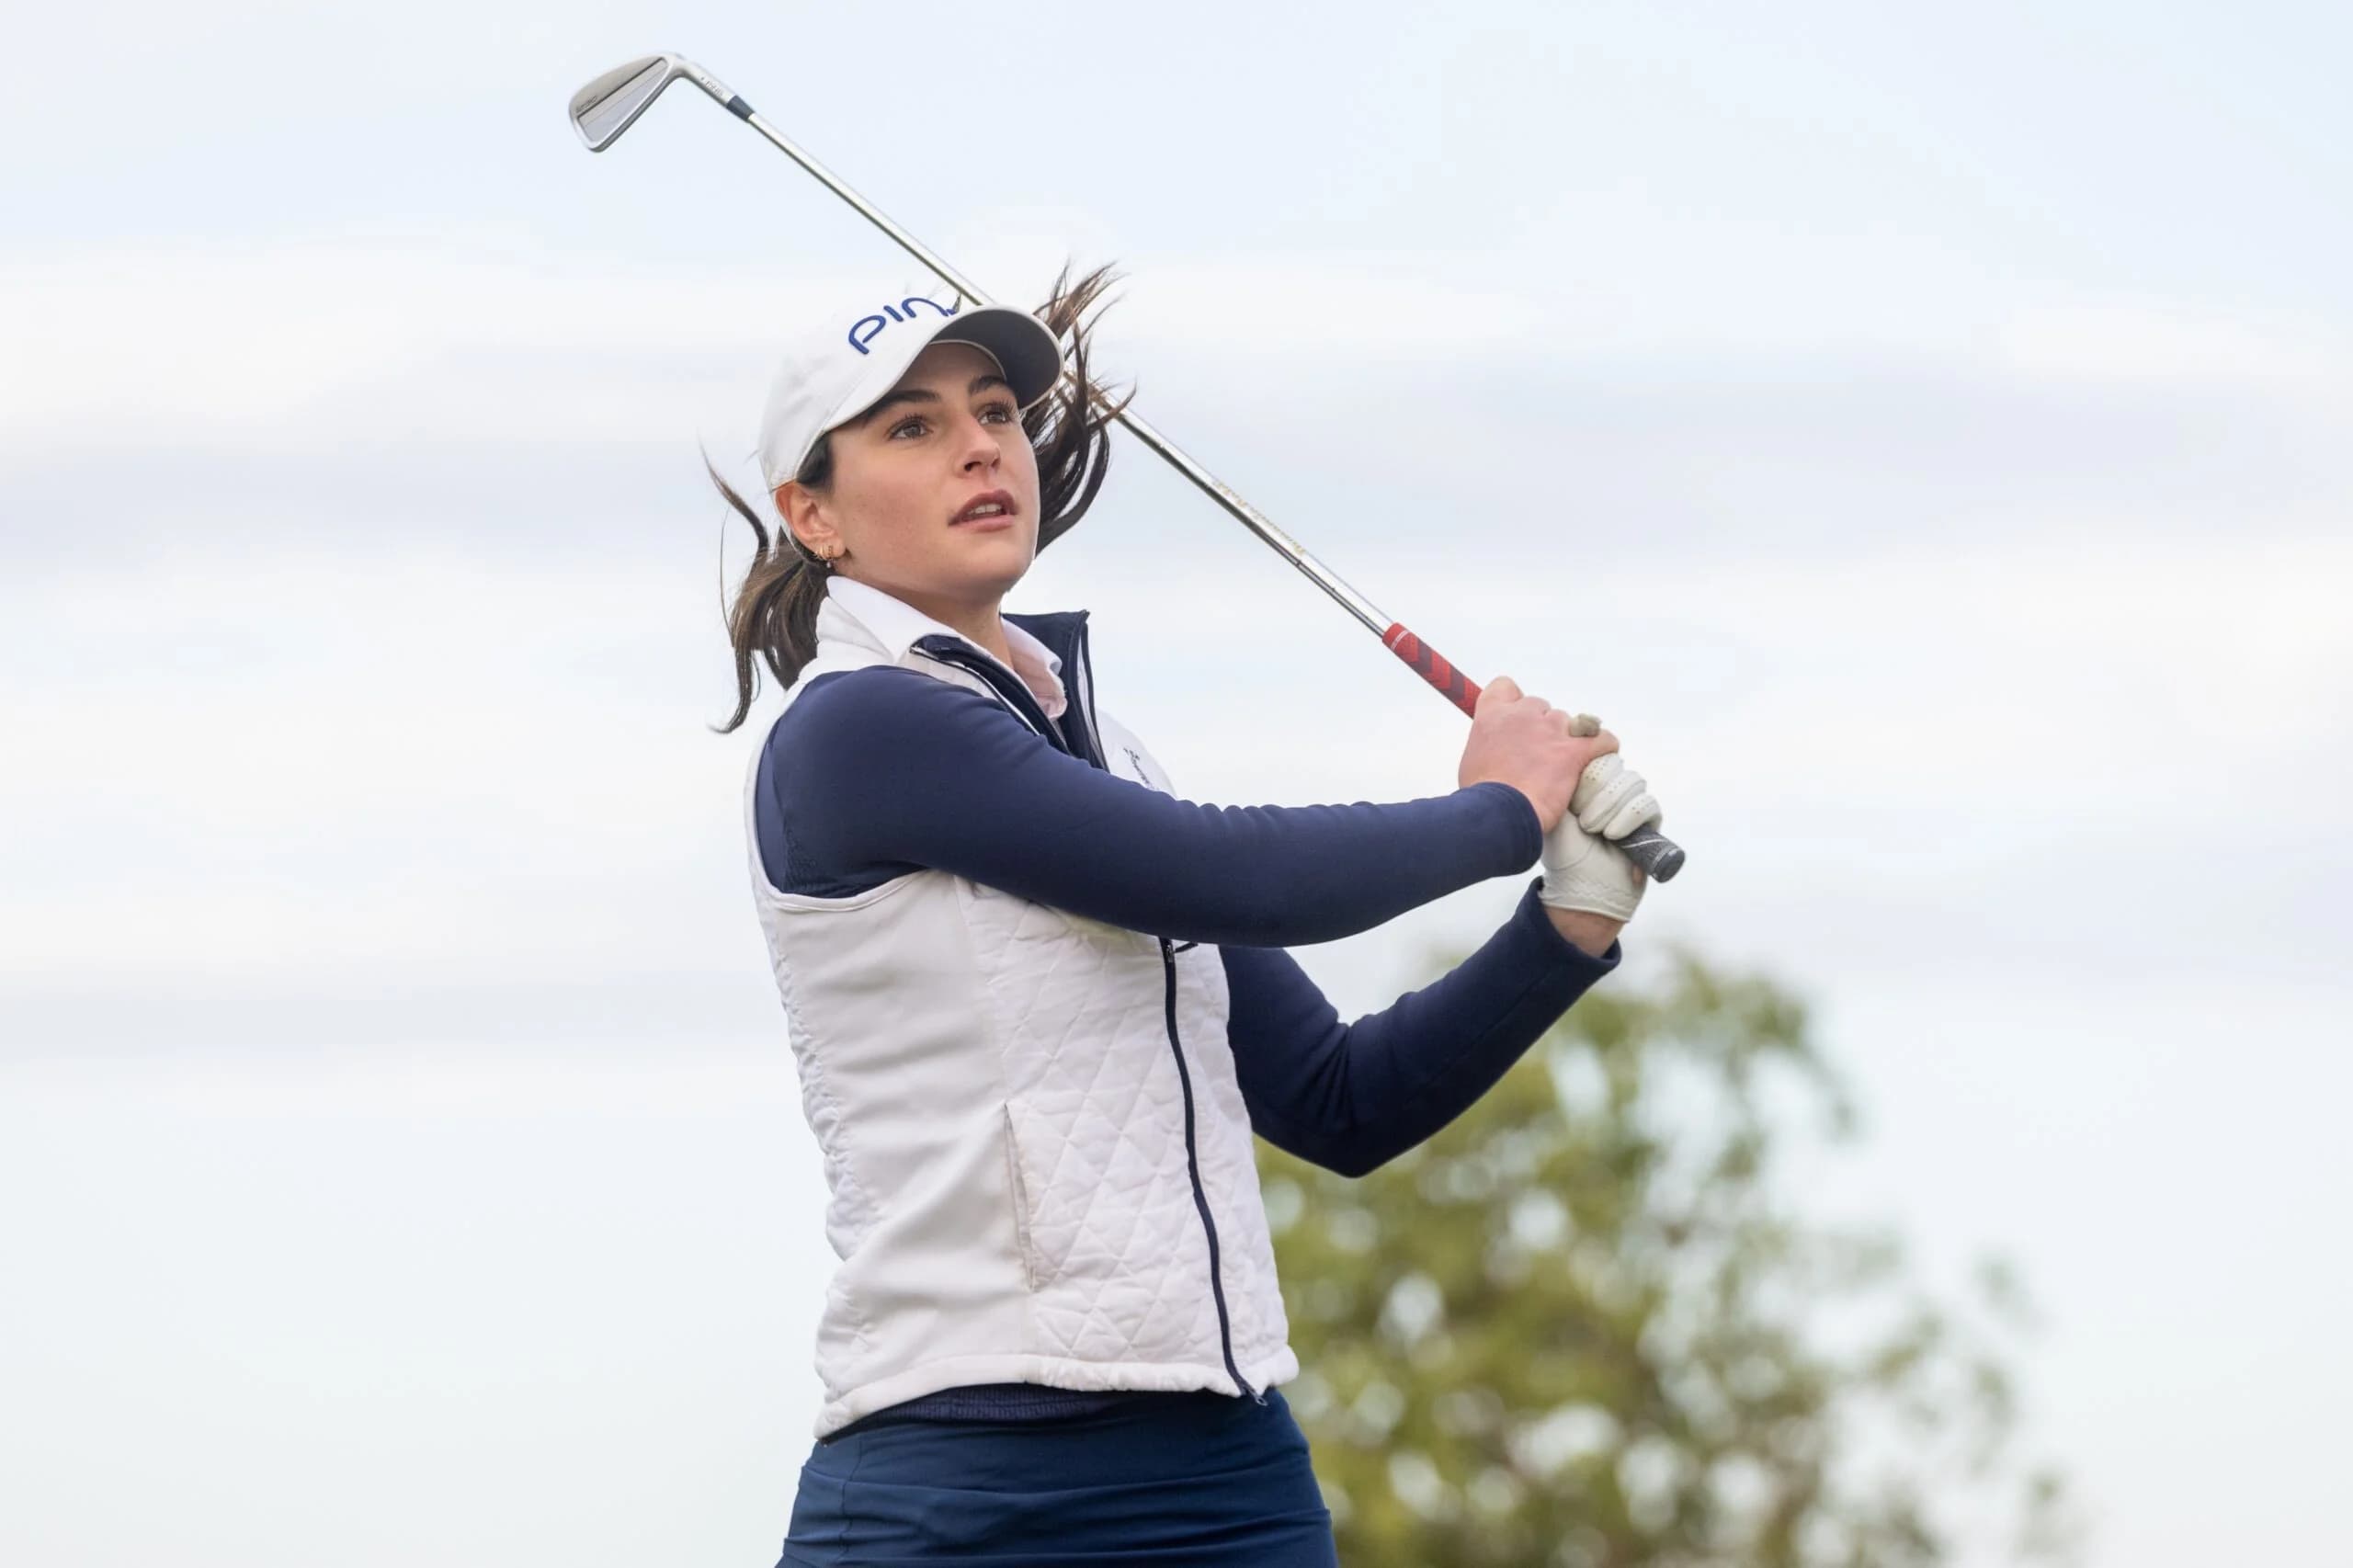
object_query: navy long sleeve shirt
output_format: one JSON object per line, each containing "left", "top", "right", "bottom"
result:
{"left": 757, "top": 665, "right": 1620, "bottom": 1177}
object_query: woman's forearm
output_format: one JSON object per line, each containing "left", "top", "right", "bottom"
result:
{"left": 1224, "top": 882, "right": 1621, "bottom": 1176}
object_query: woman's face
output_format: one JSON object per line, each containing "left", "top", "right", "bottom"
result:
{"left": 779, "top": 340, "right": 1042, "bottom": 614}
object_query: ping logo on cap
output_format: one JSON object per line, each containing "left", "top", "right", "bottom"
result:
{"left": 847, "top": 295, "right": 962, "bottom": 355}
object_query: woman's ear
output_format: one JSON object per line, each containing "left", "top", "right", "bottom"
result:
{"left": 774, "top": 482, "right": 843, "bottom": 562}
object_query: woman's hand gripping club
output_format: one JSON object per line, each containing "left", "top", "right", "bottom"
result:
{"left": 1459, "top": 676, "right": 1664, "bottom": 949}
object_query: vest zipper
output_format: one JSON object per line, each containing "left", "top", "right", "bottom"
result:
{"left": 1065, "top": 628, "right": 1109, "bottom": 769}
{"left": 1161, "top": 934, "right": 1261, "bottom": 1404}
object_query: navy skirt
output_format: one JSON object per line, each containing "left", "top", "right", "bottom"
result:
{"left": 775, "top": 1387, "right": 1338, "bottom": 1566}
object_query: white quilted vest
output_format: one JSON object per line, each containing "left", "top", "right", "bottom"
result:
{"left": 745, "top": 584, "right": 1299, "bottom": 1438}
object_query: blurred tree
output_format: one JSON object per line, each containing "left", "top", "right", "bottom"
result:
{"left": 1261, "top": 949, "right": 2078, "bottom": 1567}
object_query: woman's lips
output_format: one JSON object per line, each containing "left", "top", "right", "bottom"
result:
{"left": 951, "top": 491, "right": 1018, "bottom": 531}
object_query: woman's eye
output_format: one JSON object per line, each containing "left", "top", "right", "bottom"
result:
{"left": 980, "top": 402, "right": 1017, "bottom": 425}
{"left": 888, "top": 416, "right": 929, "bottom": 439}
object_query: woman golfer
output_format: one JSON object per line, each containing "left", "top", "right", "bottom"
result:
{"left": 716, "top": 269, "right": 1660, "bottom": 1566}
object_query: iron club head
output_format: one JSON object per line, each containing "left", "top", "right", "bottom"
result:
{"left": 569, "top": 53, "right": 743, "bottom": 151}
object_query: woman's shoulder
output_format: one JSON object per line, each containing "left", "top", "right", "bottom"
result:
{"left": 767, "top": 664, "right": 1027, "bottom": 780}
{"left": 779, "top": 662, "right": 934, "bottom": 722}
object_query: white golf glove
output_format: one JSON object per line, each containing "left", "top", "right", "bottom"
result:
{"left": 1538, "top": 754, "right": 1662, "bottom": 925}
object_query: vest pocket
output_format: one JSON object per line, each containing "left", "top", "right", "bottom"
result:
{"left": 1001, "top": 1101, "right": 1043, "bottom": 1292}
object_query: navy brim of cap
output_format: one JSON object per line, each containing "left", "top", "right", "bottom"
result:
{"left": 930, "top": 305, "right": 1063, "bottom": 408}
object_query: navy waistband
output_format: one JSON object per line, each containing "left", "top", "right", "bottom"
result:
{"left": 823, "top": 1382, "right": 1194, "bottom": 1443}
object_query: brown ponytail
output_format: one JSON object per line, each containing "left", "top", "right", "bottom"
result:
{"left": 711, "top": 263, "right": 1128, "bottom": 734}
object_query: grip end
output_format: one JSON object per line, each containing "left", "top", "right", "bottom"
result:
{"left": 1618, "top": 824, "right": 1687, "bottom": 884}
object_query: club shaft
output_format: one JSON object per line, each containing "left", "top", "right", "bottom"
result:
{"left": 700, "top": 84, "right": 1685, "bottom": 882}
{"left": 733, "top": 106, "right": 1395, "bottom": 637}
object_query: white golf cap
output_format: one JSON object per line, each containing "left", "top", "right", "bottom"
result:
{"left": 755, "top": 285, "right": 1063, "bottom": 492}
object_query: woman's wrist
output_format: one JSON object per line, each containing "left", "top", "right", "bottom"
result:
{"left": 1544, "top": 904, "right": 1623, "bottom": 959}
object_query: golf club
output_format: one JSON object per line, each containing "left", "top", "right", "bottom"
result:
{"left": 568, "top": 52, "right": 1687, "bottom": 884}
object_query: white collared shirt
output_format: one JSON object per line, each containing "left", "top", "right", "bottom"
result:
{"left": 824, "top": 574, "right": 1068, "bottom": 719}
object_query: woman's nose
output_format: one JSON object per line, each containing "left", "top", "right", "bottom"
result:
{"left": 956, "top": 415, "right": 1001, "bottom": 472}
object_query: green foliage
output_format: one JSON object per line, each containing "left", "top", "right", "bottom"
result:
{"left": 1261, "top": 949, "right": 2077, "bottom": 1567}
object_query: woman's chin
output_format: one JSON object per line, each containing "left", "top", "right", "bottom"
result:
{"left": 921, "top": 562, "right": 1029, "bottom": 608}
{"left": 956, "top": 534, "right": 1039, "bottom": 592}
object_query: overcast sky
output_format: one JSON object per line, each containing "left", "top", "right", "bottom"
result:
{"left": 4, "top": 3, "right": 2347, "bottom": 1564}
